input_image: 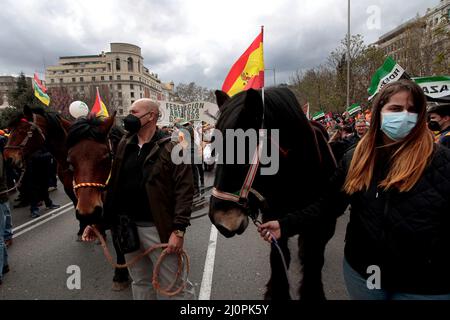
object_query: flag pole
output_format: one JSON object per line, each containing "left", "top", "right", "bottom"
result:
{"left": 346, "top": 0, "right": 351, "bottom": 110}
{"left": 260, "top": 25, "right": 266, "bottom": 129}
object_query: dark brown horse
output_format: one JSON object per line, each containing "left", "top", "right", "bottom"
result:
{"left": 66, "top": 112, "right": 130, "bottom": 290}
{"left": 4, "top": 105, "right": 76, "bottom": 205}
{"left": 209, "top": 88, "right": 337, "bottom": 299}
{"left": 4, "top": 106, "right": 129, "bottom": 289}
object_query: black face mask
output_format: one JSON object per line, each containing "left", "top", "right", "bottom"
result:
{"left": 428, "top": 121, "right": 441, "bottom": 132}
{"left": 123, "top": 111, "right": 152, "bottom": 134}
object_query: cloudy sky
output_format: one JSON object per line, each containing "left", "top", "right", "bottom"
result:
{"left": 0, "top": 0, "right": 439, "bottom": 89}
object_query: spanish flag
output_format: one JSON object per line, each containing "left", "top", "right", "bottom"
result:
{"left": 222, "top": 28, "right": 264, "bottom": 97}
{"left": 91, "top": 87, "right": 109, "bottom": 117}
{"left": 33, "top": 73, "right": 50, "bottom": 106}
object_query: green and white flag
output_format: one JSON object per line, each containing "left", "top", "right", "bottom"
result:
{"left": 347, "top": 103, "right": 362, "bottom": 116}
{"left": 312, "top": 111, "right": 325, "bottom": 121}
{"left": 367, "top": 56, "right": 409, "bottom": 100}
{"left": 412, "top": 76, "right": 450, "bottom": 102}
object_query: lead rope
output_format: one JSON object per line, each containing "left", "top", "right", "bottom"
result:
{"left": 90, "top": 226, "right": 190, "bottom": 297}
{"left": 250, "top": 215, "right": 295, "bottom": 300}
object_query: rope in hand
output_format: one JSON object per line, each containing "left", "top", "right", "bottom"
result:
{"left": 91, "top": 226, "right": 190, "bottom": 297}
{"left": 252, "top": 217, "right": 296, "bottom": 300}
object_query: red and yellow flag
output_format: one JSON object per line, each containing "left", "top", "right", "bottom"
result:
{"left": 222, "top": 28, "right": 264, "bottom": 97}
{"left": 91, "top": 87, "right": 109, "bottom": 117}
{"left": 33, "top": 73, "right": 50, "bottom": 106}
{"left": 34, "top": 73, "right": 47, "bottom": 93}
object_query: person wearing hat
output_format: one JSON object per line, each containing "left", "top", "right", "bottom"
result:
{"left": 428, "top": 103, "right": 450, "bottom": 148}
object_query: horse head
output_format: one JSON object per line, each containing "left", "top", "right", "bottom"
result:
{"left": 66, "top": 112, "right": 117, "bottom": 219}
{"left": 4, "top": 105, "right": 49, "bottom": 168}
{"left": 209, "top": 88, "right": 331, "bottom": 239}
{"left": 209, "top": 89, "right": 266, "bottom": 237}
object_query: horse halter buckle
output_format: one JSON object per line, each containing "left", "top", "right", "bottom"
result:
{"left": 211, "top": 129, "right": 266, "bottom": 211}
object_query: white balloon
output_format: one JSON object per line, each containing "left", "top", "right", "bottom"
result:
{"left": 69, "top": 101, "right": 89, "bottom": 118}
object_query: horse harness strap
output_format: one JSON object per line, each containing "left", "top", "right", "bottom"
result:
{"left": 72, "top": 138, "right": 114, "bottom": 191}
{"left": 212, "top": 129, "right": 266, "bottom": 208}
{"left": 5, "top": 114, "right": 46, "bottom": 150}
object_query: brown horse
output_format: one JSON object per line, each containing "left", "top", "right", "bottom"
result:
{"left": 66, "top": 112, "right": 130, "bottom": 290}
{"left": 4, "top": 105, "right": 76, "bottom": 205}
{"left": 5, "top": 106, "right": 130, "bottom": 289}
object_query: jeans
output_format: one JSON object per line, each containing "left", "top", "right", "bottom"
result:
{"left": 4, "top": 202, "right": 12, "bottom": 240}
{"left": 0, "top": 201, "right": 10, "bottom": 281}
{"left": 343, "top": 258, "right": 450, "bottom": 300}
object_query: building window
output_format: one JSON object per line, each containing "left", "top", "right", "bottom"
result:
{"left": 138, "top": 60, "right": 141, "bottom": 73}
{"left": 130, "top": 76, "right": 133, "bottom": 81}
{"left": 117, "top": 84, "right": 122, "bottom": 90}
{"left": 109, "top": 76, "right": 113, "bottom": 81}
{"left": 131, "top": 92, "right": 135, "bottom": 98}
{"left": 127, "top": 57, "right": 134, "bottom": 72}
{"left": 80, "top": 86, "right": 84, "bottom": 91}
{"left": 130, "top": 84, "right": 134, "bottom": 90}
{"left": 51, "top": 79, "right": 55, "bottom": 83}
{"left": 116, "top": 58, "right": 121, "bottom": 71}
{"left": 80, "top": 77, "right": 84, "bottom": 82}
{"left": 131, "top": 100, "right": 135, "bottom": 104}
{"left": 118, "top": 92, "right": 122, "bottom": 98}
{"left": 107, "top": 63, "right": 111, "bottom": 72}
{"left": 92, "top": 76, "right": 96, "bottom": 81}
{"left": 72, "top": 78, "right": 76, "bottom": 82}
{"left": 117, "top": 75, "right": 121, "bottom": 80}
{"left": 140, "top": 93, "right": 143, "bottom": 98}
{"left": 118, "top": 108, "right": 123, "bottom": 115}
{"left": 101, "top": 76, "right": 105, "bottom": 81}
{"left": 60, "top": 78, "right": 63, "bottom": 83}
{"left": 109, "top": 84, "right": 112, "bottom": 89}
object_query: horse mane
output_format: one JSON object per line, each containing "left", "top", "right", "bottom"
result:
{"left": 66, "top": 115, "right": 109, "bottom": 149}
{"left": 216, "top": 87, "right": 322, "bottom": 164}
{"left": 7, "top": 107, "right": 67, "bottom": 139}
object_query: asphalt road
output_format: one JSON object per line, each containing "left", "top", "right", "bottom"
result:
{"left": 0, "top": 171, "right": 349, "bottom": 300}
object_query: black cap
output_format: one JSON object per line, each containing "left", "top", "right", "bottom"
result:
{"left": 427, "top": 103, "right": 450, "bottom": 116}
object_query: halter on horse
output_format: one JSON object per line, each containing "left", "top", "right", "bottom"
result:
{"left": 209, "top": 88, "right": 337, "bottom": 299}
{"left": 66, "top": 112, "right": 130, "bottom": 289}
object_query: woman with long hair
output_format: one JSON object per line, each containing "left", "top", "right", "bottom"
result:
{"left": 259, "top": 80, "right": 450, "bottom": 300}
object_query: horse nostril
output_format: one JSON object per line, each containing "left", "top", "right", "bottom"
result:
{"left": 215, "top": 224, "right": 236, "bottom": 238}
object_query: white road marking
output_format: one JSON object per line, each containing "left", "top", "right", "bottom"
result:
{"left": 12, "top": 206, "right": 74, "bottom": 238}
{"left": 198, "top": 224, "right": 218, "bottom": 300}
{"left": 12, "top": 202, "right": 73, "bottom": 233}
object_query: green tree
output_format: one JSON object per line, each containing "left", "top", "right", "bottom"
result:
{"left": 290, "top": 34, "right": 385, "bottom": 114}
{"left": 7, "top": 72, "right": 41, "bottom": 111}
{"left": 175, "top": 82, "right": 216, "bottom": 103}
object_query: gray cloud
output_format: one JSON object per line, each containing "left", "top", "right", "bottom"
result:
{"left": 0, "top": 0, "right": 439, "bottom": 90}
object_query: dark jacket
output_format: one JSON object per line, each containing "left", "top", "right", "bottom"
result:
{"left": 104, "top": 130, "right": 194, "bottom": 243}
{"left": 437, "top": 125, "right": 450, "bottom": 148}
{"left": 280, "top": 145, "right": 450, "bottom": 294}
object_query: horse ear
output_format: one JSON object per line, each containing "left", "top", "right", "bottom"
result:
{"left": 60, "top": 117, "right": 72, "bottom": 131}
{"left": 100, "top": 112, "right": 116, "bottom": 134}
{"left": 242, "top": 89, "right": 263, "bottom": 126}
{"left": 23, "top": 105, "right": 33, "bottom": 121}
{"left": 215, "top": 90, "right": 230, "bottom": 110}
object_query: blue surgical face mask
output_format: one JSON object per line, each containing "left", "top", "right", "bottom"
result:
{"left": 380, "top": 111, "right": 418, "bottom": 141}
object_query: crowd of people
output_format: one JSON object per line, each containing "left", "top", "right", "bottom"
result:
{"left": 1, "top": 79, "right": 450, "bottom": 300}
